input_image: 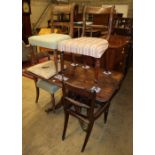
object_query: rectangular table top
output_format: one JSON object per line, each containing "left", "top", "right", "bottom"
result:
{"left": 26, "top": 61, "right": 123, "bottom": 102}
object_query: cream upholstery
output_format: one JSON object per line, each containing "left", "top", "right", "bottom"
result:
{"left": 58, "top": 37, "right": 109, "bottom": 58}
{"left": 27, "top": 60, "right": 61, "bottom": 79}
{"left": 28, "top": 33, "right": 71, "bottom": 50}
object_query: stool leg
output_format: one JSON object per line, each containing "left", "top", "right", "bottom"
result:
{"left": 51, "top": 94, "right": 56, "bottom": 112}
{"left": 95, "top": 58, "right": 100, "bottom": 84}
{"left": 53, "top": 49, "right": 58, "bottom": 74}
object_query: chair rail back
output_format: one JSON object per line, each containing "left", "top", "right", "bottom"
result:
{"left": 50, "top": 3, "right": 77, "bottom": 37}
{"left": 82, "top": 5, "right": 115, "bottom": 40}
{"left": 62, "top": 82, "right": 96, "bottom": 120}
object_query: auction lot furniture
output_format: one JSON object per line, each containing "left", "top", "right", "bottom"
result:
{"left": 25, "top": 5, "right": 126, "bottom": 152}
{"left": 26, "top": 59, "right": 123, "bottom": 151}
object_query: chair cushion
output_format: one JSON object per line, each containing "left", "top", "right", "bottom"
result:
{"left": 27, "top": 60, "right": 61, "bottom": 79}
{"left": 37, "top": 79, "right": 60, "bottom": 93}
{"left": 58, "top": 37, "right": 109, "bottom": 58}
{"left": 28, "top": 33, "right": 71, "bottom": 49}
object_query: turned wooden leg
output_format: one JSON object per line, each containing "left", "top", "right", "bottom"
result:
{"left": 81, "top": 121, "right": 94, "bottom": 152}
{"left": 53, "top": 49, "right": 58, "bottom": 74}
{"left": 62, "top": 111, "right": 69, "bottom": 140}
{"left": 60, "top": 51, "right": 64, "bottom": 76}
{"left": 104, "top": 49, "right": 112, "bottom": 75}
{"left": 95, "top": 58, "right": 100, "bottom": 84}
{"left": 30, "top": 46, "right": 38, "bottom": 65}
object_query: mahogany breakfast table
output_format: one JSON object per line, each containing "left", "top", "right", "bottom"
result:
{"left": 26, "top": 60, "right": 123, "bottom": 105}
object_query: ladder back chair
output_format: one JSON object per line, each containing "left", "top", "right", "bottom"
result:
{"left": 62, "top": 82, "right": 111, "bottom": 152}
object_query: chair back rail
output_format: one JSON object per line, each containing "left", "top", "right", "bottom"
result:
{"left": 62, "top": 82, "right": 96, "bottom": 119}
{"left": 50, "top": 3, "right": 77, "bottom": 37}
{"left": 82, "top": 5, "right": 115, "bottom": 40}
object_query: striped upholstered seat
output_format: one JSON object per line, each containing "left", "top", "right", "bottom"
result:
{"left": 58, "top": 37, "right": 109, "bottom": 58}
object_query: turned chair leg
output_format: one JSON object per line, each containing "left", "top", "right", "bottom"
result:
{"left": 51, "top": 94, "right": 56, "bottom": 112}
{"left": 62, "top": 112, "right": 69, "bottom": 140}
{"left": 81, "top": 121, "right": 94, "bottom": 152}
{"left": 35, "top": 86, "right": 39, "bottom": 103}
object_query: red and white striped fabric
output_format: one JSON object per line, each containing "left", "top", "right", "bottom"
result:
{"left": 58, "top": 37, "right": 109, "bottom": 58}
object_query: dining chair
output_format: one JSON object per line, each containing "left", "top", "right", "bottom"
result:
{"left": 82, "top": 5, "right": 115, "bottom": 40}
{"left": 58, "top": 5, "right": 115, "bottom": 84}
{"left": 62, "top": 81, "right": 111, "bottom": 152}
{"left": 28, "top": 3, "right": 76, "bottom": 67}
{"left": 28, "top": 3, "right": 77, "bottom": 112}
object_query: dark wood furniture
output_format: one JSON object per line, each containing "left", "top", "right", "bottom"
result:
{"left": 26, "top": 60, "right": 123, "bottom": 104}
{"left": 22, "top": 0, "right": 32, "bottom": 44}
{"left": 26, "top": 59, "right": 123, "bottom": 150}
{"left": 113, "top": 17, "right": 133, "bottom": 37}
{"left": 62, "top": 82, "right": 111, "bottom": 152}
{"left": 101, "top": 34, "right": 131, "bottom": 73}
{"left": 113, "top": 17, "right": 133, "bottom": 69}
{"left": 82, "top": 6, "right": 115, "bottom": 40}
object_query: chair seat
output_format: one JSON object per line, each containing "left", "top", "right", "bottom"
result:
{"left": 28, "top": 33, "right": 71, "bottom": 49}
{"left": 37, "top": 79, "right": 60, "bottom": 94}
{"left": 58, "top": 37, "right": 109, "bottom": 58}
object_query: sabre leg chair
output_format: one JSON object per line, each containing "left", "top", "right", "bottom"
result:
{"left": 62, "top": 82, "right": 111, "bottom": 152}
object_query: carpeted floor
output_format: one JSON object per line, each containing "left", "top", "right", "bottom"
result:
{"left": 22, "top": 68, "right": 133, "bottom": 155}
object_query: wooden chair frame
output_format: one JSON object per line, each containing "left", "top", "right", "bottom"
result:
{"left": 62, "top": 81, "right": 111, "bottom": 152}
{"left": 81, "top": 5, "right": 115, "bottom": 40}
{"left": 50, "top": 3, "right": 77, "bottom": 38}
